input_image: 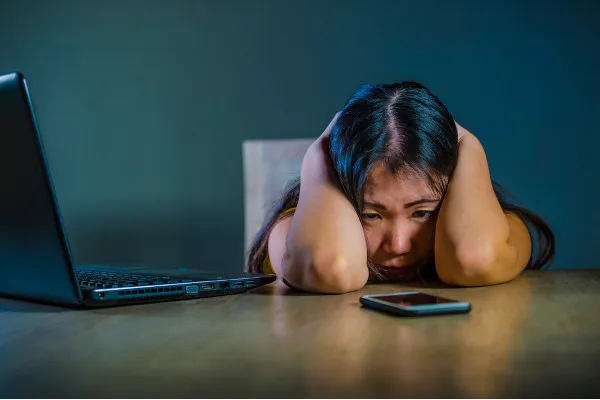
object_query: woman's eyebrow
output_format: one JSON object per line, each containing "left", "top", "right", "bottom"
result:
{"left": 363, "top": 199, "right": 440, "bottom": 211}
{"left": 404, "top": 198, "right": 440, "bottom": 208}
{"left": 363, "top": 201, "right": 388, "bottom": 211}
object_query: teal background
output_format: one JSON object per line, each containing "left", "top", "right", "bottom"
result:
{"left": 1, "top": 0, "right": 598, "bottom": 272}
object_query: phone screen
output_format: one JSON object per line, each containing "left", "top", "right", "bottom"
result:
{"left": 375, "top": 293, "right": 459, "bottom": 306}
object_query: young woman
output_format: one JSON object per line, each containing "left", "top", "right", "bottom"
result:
{"left": 247, "top": 82, "right": 555, "bottom": 293}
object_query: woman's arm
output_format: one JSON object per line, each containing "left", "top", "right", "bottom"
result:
{"left": 268, "top": 115, "right": 369, "bottom": 293}
{"left": 434, "top": 124, "right": 532, "bottom": 286}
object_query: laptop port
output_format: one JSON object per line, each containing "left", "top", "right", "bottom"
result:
{"left": 231, "top": 281, "right": 243, "bottom": 288}
{"left": 185, "top": 285, "right": 199, "bottom": 295}
{"left": 245, "top": 280, "right": 256, "bottom": 287}
{"left": 201, "top": 283, "right": 214, "bottom": 291}
{"left": 220, "top": 282, "right": 230, "bottom": 290}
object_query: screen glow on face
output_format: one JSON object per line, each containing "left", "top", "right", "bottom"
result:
{"left": 375, "top": 293, "right": 459, "bottom": 306}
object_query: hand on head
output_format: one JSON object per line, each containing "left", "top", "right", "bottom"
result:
{"left": 318, "top": 111, "right": 341, "bottom": 141}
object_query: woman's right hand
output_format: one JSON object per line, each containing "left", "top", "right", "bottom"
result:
{"left": 303, "top": 112, "right": 341, "bottom": 182}
{"left": 319, "top": 111, "right": 341, "bottom": 140}
{"left": 306, "top": 111, "right": 340, "bottom": 164}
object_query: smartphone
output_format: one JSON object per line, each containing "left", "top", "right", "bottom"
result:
{"left": 360, "top": 291, "right": 471, "bottom": 317}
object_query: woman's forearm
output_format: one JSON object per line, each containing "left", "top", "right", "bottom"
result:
{"left": 281, "top": 139, "right": 368, "bottom": 293}
{"left": 434, "top": 132, "right": 515, "bottom": 285}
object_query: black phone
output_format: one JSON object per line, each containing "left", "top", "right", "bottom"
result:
{"left": 360, "top": 291, "right": 471, "bottom": 317}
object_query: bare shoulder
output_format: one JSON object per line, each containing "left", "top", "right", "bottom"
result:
{"left": 267, "top": 215, "right": 294, "bottom": 276}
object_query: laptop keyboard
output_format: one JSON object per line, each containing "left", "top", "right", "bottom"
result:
{"left": 75, "top": 269, "right": 194, "bottom": 289}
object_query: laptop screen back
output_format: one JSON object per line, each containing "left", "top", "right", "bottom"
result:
{"left": 0, "top": 73, "right": 81, "bottom": 306}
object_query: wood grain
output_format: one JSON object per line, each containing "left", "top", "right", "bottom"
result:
{"left": 1, "top": 269, "right": 599, "bottom": 398}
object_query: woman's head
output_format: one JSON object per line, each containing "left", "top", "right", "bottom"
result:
{"left": 328, "top": 82, "right": 459, "bottom": 280}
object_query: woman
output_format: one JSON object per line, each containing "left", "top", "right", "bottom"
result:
{"left": 247, "top": 82, "right": 555, "bottom": 293}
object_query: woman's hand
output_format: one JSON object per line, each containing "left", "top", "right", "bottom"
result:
{"left": 319, "top": 111, "right": 341, "bottom": 140}
{"left": 455, "top": 120, "right": 473, "bottom": 143}
{"left": 307, "top": 112, "right": 340, "bottom": 158}
{"left": 303, "top": 112, "right": 341, "bottom": 183}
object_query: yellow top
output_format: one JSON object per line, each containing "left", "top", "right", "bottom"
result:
{"left": 262, "top": 207, "right": 296, "bottom": 275}
{"left": 263, "top": 255, "right": 276, "bottom": 275}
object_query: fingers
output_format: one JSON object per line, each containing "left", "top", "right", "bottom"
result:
{"left": 454, "top": 120, "right": 474, "bottom": 143}
{"left": 321, "top": 111, "right": 341, "bottom": 138}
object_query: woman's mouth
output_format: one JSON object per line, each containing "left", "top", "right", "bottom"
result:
{"left": 379, "top": 263, "right": 415, "bottom": 269}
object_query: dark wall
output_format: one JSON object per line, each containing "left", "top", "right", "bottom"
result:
{"left": 1, "top": 0, "right": 598, "bottom": 273}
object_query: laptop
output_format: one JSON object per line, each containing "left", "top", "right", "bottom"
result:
{"left": 0, "top": 72, "right": 276, "bottom": 308}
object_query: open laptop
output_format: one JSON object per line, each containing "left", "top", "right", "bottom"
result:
{"left": 0, "top": 72, "right": 276, "bottom": 308}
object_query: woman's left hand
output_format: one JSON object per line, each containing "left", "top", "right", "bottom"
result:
{"left": 455, "top": 121, "right": 473, "bottom": 143}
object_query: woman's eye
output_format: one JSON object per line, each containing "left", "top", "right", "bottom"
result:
{"left": 361, "top": 213, "right": 381, "bottom": 221}
{"left": 412, "top": 210, "right": 435, "bottom": 219}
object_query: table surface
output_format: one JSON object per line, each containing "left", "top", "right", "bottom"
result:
{"left": 1, "top": 269, "right": 599, "bottom": 398}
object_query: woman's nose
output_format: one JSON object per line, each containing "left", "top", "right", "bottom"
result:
{"left": 382, "top": 229, "right": 413, "bottom": 256}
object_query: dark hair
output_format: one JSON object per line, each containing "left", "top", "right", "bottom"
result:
{"left": 247, "top": 82, "right": 555, "bottom": 281}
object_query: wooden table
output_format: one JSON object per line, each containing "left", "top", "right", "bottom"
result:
{"left": 1, "top": 269, "right": 599, "bottom": 398}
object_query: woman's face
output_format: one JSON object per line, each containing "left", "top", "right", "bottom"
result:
{"left": 361, "top": 162, "right": 442, "bottom": 277}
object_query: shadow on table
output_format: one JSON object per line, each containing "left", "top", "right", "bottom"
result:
{"left": 0, "top": 297, "right": 71, "bottom": 313}
{"left": 248, "top": 277, "right": 461, "bottom": 296}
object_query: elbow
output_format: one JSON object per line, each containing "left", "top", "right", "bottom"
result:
{"left": 441, "top": 242, "right": 511, "bottom": 287}
{"left": 309, "top": 253, "right": 368, "bottom": 293}
{"left": 282, "top": 250, "right": 368, "bottom": 294}
{"left": 457, "top": 242, "right": 498, "bottom": 277}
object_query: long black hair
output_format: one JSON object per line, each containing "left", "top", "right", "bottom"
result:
{"left": 247, "top": 82, "right": 555, "bottom": 280}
